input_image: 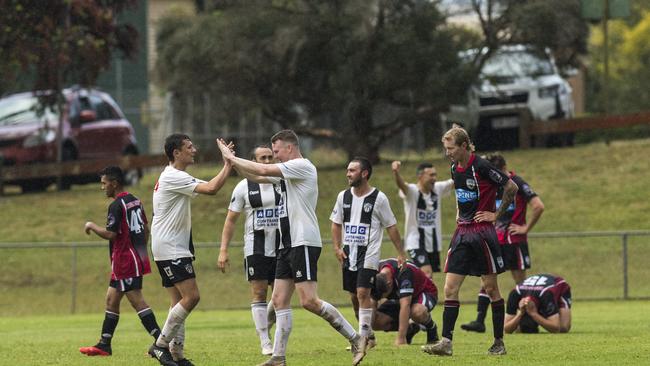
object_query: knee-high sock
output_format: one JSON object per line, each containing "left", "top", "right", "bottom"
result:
{"left": 476, "top": 288, "right": 490, "bottom": 323}
{"left": 272, "top": 309, "right": 292, "bottom": 357}
{"left": 491, "top": 299, "right": 505, "bottom": 339}
{"left": 156, "top": 303, "right": 189, "bottom": 348}
{"left": 100, "top": 311, "right": 119, "bottom": 344}
{"left": 137, "top": 307, "right": 161, "bottom": 340}
{"left": 442, "top": 300, "right": 460, "bottom": 341}
{"left": 252, "top": 302, "right": 271, "bottom": 345}
{"left": 170, "top": 322, "right": 185, "bottom": 361}
{"left": 358, "top": 308, "right": 373, "bottom": 337}
{"left": 319, "top": 301, "right": 357, "bottom": 340}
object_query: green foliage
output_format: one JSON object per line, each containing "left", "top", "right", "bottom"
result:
{"left": 155, "top": 0, "right": 473, "bottom": 161}
{"left": 0, "top": 0, "right": 139, "bottom": 101}
{"left": 1, "top": 301, "right": 649, "bottom": 365}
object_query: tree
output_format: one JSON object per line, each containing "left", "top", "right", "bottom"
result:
{"left": 155, "top": 0, "right": 474, "bottom": 162}
{"left": 0, "top": 0, "right": 139, "bottom": 187}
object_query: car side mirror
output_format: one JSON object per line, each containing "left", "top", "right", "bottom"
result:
{"left": 79, "top": 110, "right": 97, "bottom": 123}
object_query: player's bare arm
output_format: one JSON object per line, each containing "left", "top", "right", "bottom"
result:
{"left": 217, "top": 138, "right": 283, "bottom": 178}
{"left": 525, "top": 301, "right": 562, "bottom": 333}
{"left": 218, "top": 210, "right": 240, "bottom": 273}
{"left": 495, "top": 179, "right": 518, "bottom": 221}
{"left": 396, "top": 296, "right": 412, "bottom": 345}
{"left": 385, "top": 225, "right": 407, "bottom": 266}
{"left": 509, "top": 196, "right": 545, "bottom": 235}
{"left": 330, "top": 222, "right": 347, "bottom": 264}
{"left": 232, "top": 165, "right": 274, "bottom": 184}
{"left": 391, "top": 161, "right": 409, "bottom": 194}
{"left": 194, "top": 159, "right": 232, "bottom": 195}
{"left": 84, "top": 221, "right": 116, "bottom": 241}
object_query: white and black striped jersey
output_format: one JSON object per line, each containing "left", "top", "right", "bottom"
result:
{"left": 266, "top": 158, "right": 322, "bottom": 248}
{"left": 229, "top": 179, "right": 280, "bottom": 257}
{"left": 330, "top": 188, "right": 397, "bottom": 271}
{"left": 399, "top": 180, "right": 453, "bottom": 253}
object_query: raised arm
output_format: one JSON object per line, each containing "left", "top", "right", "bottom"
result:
{"left": 194, "top": 161, "right": 233, "bottom": 195}
{"left": 391, "top": 161, "right": 409, "bottom": 194}
{"left": 218, "top": 138, "right": 283, "bottom": 178}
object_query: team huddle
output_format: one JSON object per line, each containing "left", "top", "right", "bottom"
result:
{"left": 79, "top": 127, "right": 572, "bottom": 366}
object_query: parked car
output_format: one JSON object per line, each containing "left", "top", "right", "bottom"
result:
{"left": 0, "top": 87, "right": 141, "bottom": 192}
{"left": 442, "top": 45, "right": 575, "bottom": 150}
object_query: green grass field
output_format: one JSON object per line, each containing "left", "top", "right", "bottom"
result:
{"left": 1, "top": 300, "right": 648, "bottom": 365}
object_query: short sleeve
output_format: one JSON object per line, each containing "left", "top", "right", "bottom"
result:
{"left": 277, "top": 159, "right": 314, "bottom": 181}
{"left": 513, "top": 175, "right": 537, "bottom": 202}
{"left": 398, "top": 183, "right": 418, "bottom": 201}
{"left": 106, "top": 201, "right": 122, "bottom": 233}
{"left": 506, "top": 289, "right": 521, "bottom": 315}
{"left": 478, "top": 158, "right": 509, "bottom": 187}
{"left": 329, "top": 191, "right": 344, "bottom": 224}
{"left": 397, "top": 267, "right": 415, "bottom": 298}
{"left": 228, "top": 180, "right": 247, "bottom": 213}
{"left": 376, "top": 193, "right": 397, "bottom": 228}
{"left": 165, "top": 170, "right": 203, "bottom": 196}
{"left": 435, "top": 179, "right": 454, "bottom": 197}
{"left": 538, "top": 292, "right": 559, "bottom": 317}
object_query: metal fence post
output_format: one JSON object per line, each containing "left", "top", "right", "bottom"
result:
{"left": 622, "top": 233, "right": 629, "bottom": 300}
{"left": 71, "top": 245, "right": 77, "bottom": 314}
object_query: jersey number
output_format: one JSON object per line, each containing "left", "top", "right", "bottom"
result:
{"left": 522, "top": 275, "right": 549, "bottom": 287}
{"left": 129, "top": 208, "right": 144, "bottom": 234}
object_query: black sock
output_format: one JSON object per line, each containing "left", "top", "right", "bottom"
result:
{"left": 476, "top": 289, "right": 490, "bottom": 323}
{"left": 442, "top": 300, "right": 460, "bottom": 341}
{"left": 138, "top": 307, "right": 161, "bottom": 340}
{"left": 100, "top": 311, "right": 119, "bottom": 344}
{"left": 422, "top": 316, "right": 435, "bottom": 330}
{"left": 491, "top": 299, "right": 505, "bottom": 339}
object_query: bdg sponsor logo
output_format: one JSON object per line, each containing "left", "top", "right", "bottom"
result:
{"left": 455, "top": 189, "right": 478, "bottom": 203}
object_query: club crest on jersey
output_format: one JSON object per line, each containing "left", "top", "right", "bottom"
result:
{"left": 185, "top": 263, "right": 194, "bottom": 274}
{"left": 248, "top": 267, "right": 254, "bottom": 276}
{"left": 275, "top": 185, "right": 282, "bottom": 194}
{"left": 465, "top": 179, "right": 476, "bottom": 190}
{"left": 363, "top": 203, "right": 373, "bottom": 213}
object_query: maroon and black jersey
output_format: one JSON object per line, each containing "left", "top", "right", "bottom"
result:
{"left": 451, "top": 154, "right": 510, "bottom": 224}
{"left": 379, "top": 259, "right": 437, "bottom": 302}
{"left": 506, "top": 274, "right": 571, "bottom": 318}
{"left": 106, "top": 192, "right": 152, "bottom": 280}
{"left": 495, "top": 172, "right": 538, "bottom": 244}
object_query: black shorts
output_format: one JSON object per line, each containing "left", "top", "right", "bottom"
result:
{"left": 408, "top": 248, "right": 441, "bottom": 272}
{"left": 444, "top": 223, "right": 506, "bottom": 276}
{"left": 376, "top": 293, "right": 437, "bottom": 330}
{"left": 109, "top": 276, "right": 143, "bottom": 292}
{"left": 245, "top": 254, "right": 276, "bottom": 283}
{"left": 501, "top": 242, "right": 531, "bottom": 270}
{"left": 155, "top": 257, "right": 196, "bottom": 288}
{"left": 342, "top": 267, "right": 378, "bottom": 293}
{"left": 275, "top": 245, "right": 320, "bottom": 283}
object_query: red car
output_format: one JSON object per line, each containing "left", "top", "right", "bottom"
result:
{"left": 0, "top": 87, "right": 140, "bottom": 192}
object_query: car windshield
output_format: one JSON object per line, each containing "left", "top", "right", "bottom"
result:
{"left": 482, "top": 50, "right": 554, "bottom": 79}
{"left": 0, "top": 95, "right": 57, "bottom": 126}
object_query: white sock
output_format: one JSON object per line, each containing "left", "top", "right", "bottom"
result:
{"left": 272, "top": 308, "right": 292, "bottom": 357}
{"left": 156, "top": 303, "right": 189, "bottom": 348}
{"left": 319, "top": 301, "right": 357, "bottom": 340}
{"left": 170, "top": 322, "right": 185, "bottom": 361}
{"left": 358, "top": 308, "right": 373, "bottom": 337}
{"left": 252, "top": 302, "right": 271, "bottom": 345}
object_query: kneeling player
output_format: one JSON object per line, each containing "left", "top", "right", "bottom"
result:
{"left": 371, "top": 259, "right": 439, "bottom": 345}
{"left": 504, "top": 274, "right": 572, "bottom": 334}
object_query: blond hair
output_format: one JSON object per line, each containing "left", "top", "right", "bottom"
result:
{"left": 442, "top": 127, "right": 475, "bottom": 152}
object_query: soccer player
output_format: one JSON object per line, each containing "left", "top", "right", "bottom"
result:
{"left": 372, "top": 258, "right": 439, "bottom": 346}
{"left": 148, "top": 134, "right": 232, "bottom": 366}
{"left": 218, "top": 145, "right": 279, "bottom": 356}
{"left": 504, "top": 274, "right": 572, "bottom": 334}
{"left": 217, "top": 130, "right": 367, "bottom": 366}
{"left": 391, "top": 160, "right": 453, "bottom": 280}
{"left": 422, "top": 127, "right": 518, "bottom": 357}
{"left": 330, "top": 157, "right": 407, "bottom": 348}
{"left": 79, "top": 166, "right": 161, "bottom": 357}
{"left": 462, "top": 153, "right": 545, "bottom": 333}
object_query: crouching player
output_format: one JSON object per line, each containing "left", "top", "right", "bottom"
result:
{"left": 504, "top": 274, "right": 572, "bottom": 334}
{"left": 371, "top": 259, "right": 439, "bottom": 346}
